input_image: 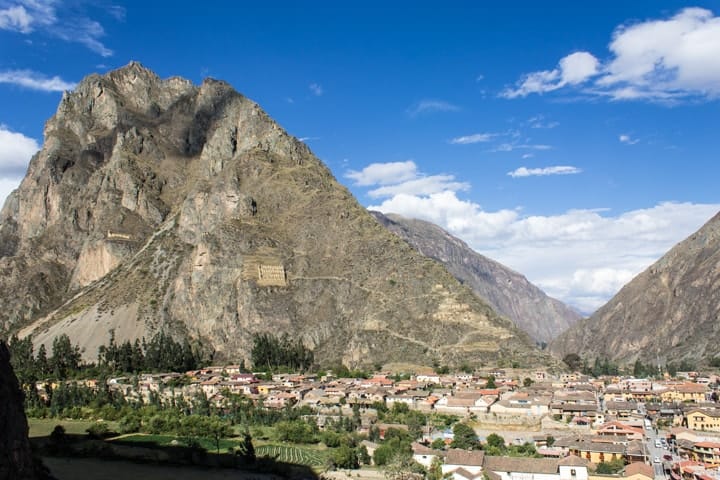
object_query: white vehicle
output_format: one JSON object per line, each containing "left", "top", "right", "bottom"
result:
{"left": 654, "top": 457, "right": 661, "bottom": 463}
{"left": 655, "top": 440, "right": 662, "bottom": 448}
{"left": 645, "top": 419, "right": 652, "bottom": 430}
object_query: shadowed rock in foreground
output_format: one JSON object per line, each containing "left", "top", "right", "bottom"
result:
{"left": 0, "top": 341, "right": 51, "bottom": 480}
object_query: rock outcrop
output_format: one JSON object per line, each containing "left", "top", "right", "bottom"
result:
{"left": 0, "top": 342, "right": 49, "bottom": 480}
{"left": 1, "top": 62, "right": 551, "bottom": 368}
{"left": 551, "top": 211, "right": 720, "bottom": 365}
{"left": 371, "top": 212, "right": 581, "bottom": 343}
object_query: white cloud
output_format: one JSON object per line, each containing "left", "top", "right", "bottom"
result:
{"left": 492, "top": 143, "right": 552, "bottom": 152}
{"left": 0, "top": 0, "right": 114, "bottom": 56}
{"left": 407, "top": 99, "right": 460, "bottom": 116}
{"left": 0, "top": 125, "right": 38, "bottom": 207}
{"left": 0, "top": 125, "right": 39, "bottom": 176}
{"left": 502, "top": 51, "right": 599, "bottom": 98}
{"left": 527, "top": 115, "right": 560, "bottom": 129}
{"left": 0, "top": 69, "right": 76, "bottom": 92}
{"left": 0, "top": 4, "right": 32, "bottom": 32}
{"left": 346, "top": 160, "right": 418, "bottom": 186}
{"left": 503, "top": 8, "right": 720, "bottom": 102}
{"left": 309, "top": 83, "right": 323, "bottom": 96}
{"left": 619, "top": 134, "right": 639, "bottom": 145}
{"left": 368, "top": 188, "right": 720, "bottom": 313}
{"left": 508, "top": 166, "right": 582, "bottom": 178}
{"left": 345, "top": 161, "right": 469, "bottom": 199}
{"left": 521, "top": 153, "right": 534, "bottom": 159}
{"left": 367, "top": 175, "right": 469, "bottom": 199}
{"left": 449, "top": 133, "right": 496, "bottom": 145}
{"left": 0, "top": 177, "right": 22, "bottom": 209}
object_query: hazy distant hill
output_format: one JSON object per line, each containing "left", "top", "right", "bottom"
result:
{"left": 0, "top": 62, "right": 551, "bottom": 369}
{"left": 552, "top": 211, "right": 720, "bottom": 365}
{"left": 371, "top": 212, "right": 581, "bottom": 344}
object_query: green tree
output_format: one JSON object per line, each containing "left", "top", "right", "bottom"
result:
{"left": 450, "top": 422, "right": 478, "bottom": 450}
{"left": 275, "top": 420, "right": 317, "bottom": 444}
{"left": 427, "top": 457, "right": 444, "bottom": 480}
{"left": 331, "top": 444, "right": 360, "bottom": 469}
{"left": 562, "top": 353, "right": 583, "bottom": 371}
{"left": 595, "top": 458, "right": 625, "bottom": 474}
{"left": 207, "top": 417, "right": 232, "bottom": 454}
{"left": 358, "top": 444, "right": 371, "bottom": 465}
{"left": 485, "top": 433, "right": 505, "bottom": 450}
{"left": 383, "top": 451, "right": 425, "bottom": 480}
{"left": 51, "top": 334, "right": 81, "bottom": 379}
{"left": 523, "top": 377, "right": 534, "bottom": 387}
{"left": 431, "top": 438, "right": 446, "bottom": 450}
{"left": 485, "top": 375, "right": 497, "bottom": 389}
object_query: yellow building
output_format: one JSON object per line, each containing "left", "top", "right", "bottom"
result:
{"left": 687, "top": 442, "right": 720, "bottom": 465}
{"left": 567, "top": 440, "right": 626, "bottom": 464}
{"left": 661, "top": 383, "right": 708, "bottom": 403}
{"left": 685, "top": 409, "right": 720, "bottom": 432}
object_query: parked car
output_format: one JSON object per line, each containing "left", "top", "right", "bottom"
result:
{"left": 663, "top": 454, "right": 672, "bottom": 461}
{"left": 654, "top": 457, "right": 661, "bottom": 464}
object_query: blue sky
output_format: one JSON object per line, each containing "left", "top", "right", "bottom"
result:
{"left": 1, "top": 1, "right": 719, "bottom": 313}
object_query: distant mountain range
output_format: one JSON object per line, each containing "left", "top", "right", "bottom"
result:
{"left": 371, "top": 212, "right": 582, "bottom": 344}
{"left": 0, "top": 62, "right": 551, "bottom": 369}
{"left": 552, "top": 211, "right": 720, "bottom": 366}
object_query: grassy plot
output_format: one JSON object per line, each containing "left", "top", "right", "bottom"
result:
{"left": 256, "top": 444, "right": 326, "bottom": 466}
{"left": 110, "top": 433, "right": 243, "bottom": 453}
{"left": 28, "top": 418, "right": 118, "bottom": 437}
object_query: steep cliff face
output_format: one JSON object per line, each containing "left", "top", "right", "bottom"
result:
{"left": 371, "top": 212, "right": 581, "bottom": 343}
{"left": 552, "top": 211, "right": 720, "bottom": 365}
{"left": 2, "top": 62, "right": 551, "bottom": 368}
{"left": 0, "top": 342, "right": 49, "bottom": 480}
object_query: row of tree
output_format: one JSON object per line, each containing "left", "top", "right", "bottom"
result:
{"left": 97, "top": 330, "right": 205, "bottom": 374}
{"left": 563, "top": 353, "right": 716, "bottom": 379}
{"left": 6, "top": 330, "right": 209, "bottom": 386}
{"left": 250, "top": 333, "right": 314, "bottom": 371}
{"left": 8, "top": 334, "right": 81, "bottom": 383}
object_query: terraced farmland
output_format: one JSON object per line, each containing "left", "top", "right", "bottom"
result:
{"left": 256, "top": 444, "right": 325, "bottom": 466}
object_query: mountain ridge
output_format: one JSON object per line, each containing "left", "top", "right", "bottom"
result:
{"left": 370, "top": 211, "right": 581, "bottom": 343}
{"left": 551, "top": 210, "right": 720, "bottom": 366}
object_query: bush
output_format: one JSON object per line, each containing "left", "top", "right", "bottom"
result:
{"left": 86, "top": 422, "right": 110, "bottom": 439}
{"left": 118, "top": 415, "right": 141, "bottom": 434}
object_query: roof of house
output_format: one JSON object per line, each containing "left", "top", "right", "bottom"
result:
{"left": 445, "top": 449, "right": 485, "bottom": 466}
{"left": 624, "top": 461, "right": 655, "bottom": 478}
{"left": 694, "top": 441, "right": 720, "bottom": 449}
{"left": 483, "top": 456, "right": 560, "bottom": 474}
{"left": 558, "top": 455, "right": 590, "bottom": 467}
{"left": 450, "top": 467, "right": 484, "bottom": 480}
{"left": 686, "top": 408, "right": 720, "bottom": 418}
{"left": 412, "top": 442, "right": 443, "bottom": 456}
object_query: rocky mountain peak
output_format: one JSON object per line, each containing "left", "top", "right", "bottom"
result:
{"left": 1, "top": 65, "right": 551, "bottom": 369}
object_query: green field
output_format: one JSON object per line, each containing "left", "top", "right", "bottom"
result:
{"left": 28, "top": 418, "right": 118, "bottom": 438}
{"left": 111, "top": 433, "right": 242, "bottom": 453}
{"left": 256, "top": 444, "right": 326, "bottom": 466}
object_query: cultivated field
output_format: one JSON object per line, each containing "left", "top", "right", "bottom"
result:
{"left": 256, "top": 444, "right": 326, "bottom": 467}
